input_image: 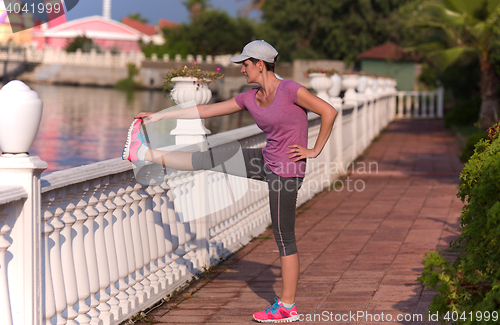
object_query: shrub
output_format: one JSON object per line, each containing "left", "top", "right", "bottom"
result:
{"left": 115, "top": 63, "right": 142, "bottom": 91}
{"left": 65, "top": 35, "right": 102, "bottom": 53}
{"left": 418, "top": 122, "right": 500, "bottom": 324}
{"left": 459, "top": 130, "right": 489, "bottom": 163}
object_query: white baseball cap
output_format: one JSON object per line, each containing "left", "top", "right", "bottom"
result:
{"left": 230, "top": 40, "right": 278, "bottom": 63}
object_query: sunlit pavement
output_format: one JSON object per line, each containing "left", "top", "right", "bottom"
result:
{"left": 141, "top": 119, "right": 464, "bottom": 325}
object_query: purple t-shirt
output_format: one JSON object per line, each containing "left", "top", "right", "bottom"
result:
{"left": 235, "top": 80, "right": 308, "bottom": 178}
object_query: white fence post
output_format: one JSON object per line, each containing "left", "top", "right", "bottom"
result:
{"left": 413, "top": 91, "right": 420, "bottom": 118}
{"left": 0, "top": 81, "right": 47, "bottom": 325}
{"left": 429, "top": 92, "right": 436, "bottom": 118}
{"left": 437, "top": 87, "right": 444, "bottom": 118}
{"left": 397, "top": 91, "right": 405, "bottom": 118}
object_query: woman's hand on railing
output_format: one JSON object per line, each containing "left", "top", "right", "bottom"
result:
{"left": 134, "top": 112, "right": 158, "bottom": 124}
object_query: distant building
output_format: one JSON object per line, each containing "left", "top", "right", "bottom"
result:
{"left": 122, "top": 17, "right": 179, "bottom": 46}
{"left": 31, "top": 15, "right": 146, "bottom": 52}
{"left": 358, "top": 42, "right": 420, "bottom": 91}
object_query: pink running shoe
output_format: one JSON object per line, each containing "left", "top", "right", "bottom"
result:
{"left": 253, "top": 297, "right": 299, "bottom": 323}
{"left": 122, "top": 119, "right": 149, "bottom": 162}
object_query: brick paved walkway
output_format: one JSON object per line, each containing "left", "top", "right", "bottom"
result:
{"left": 142, "top": 119, "right": 464, "bottom": 325}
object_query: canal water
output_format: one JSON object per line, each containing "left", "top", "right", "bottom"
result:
{"left": 26, "top": 84, "right": 255, "bottom": 174}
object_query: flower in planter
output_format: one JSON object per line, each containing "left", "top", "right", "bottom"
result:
{"left": 163, "top": 61, "right": 224, "bottom": 94}
{"left": 304, "top": 68, "right": 338, "bottom": 77}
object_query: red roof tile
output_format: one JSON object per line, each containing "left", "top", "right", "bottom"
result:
{"left": 158, "top": 18, "right": 180, "bottom": 29}
{"left": 358, "top": 42, "right": 418, "bottom": 62}
{"left": 122, "top": 17, "right": 157, "bottom": 36}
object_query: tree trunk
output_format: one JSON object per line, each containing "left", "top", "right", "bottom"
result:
{"left": 479, "top": 53, "right": 500, "bottom": 129}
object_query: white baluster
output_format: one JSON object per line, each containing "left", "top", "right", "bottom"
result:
{"left": 72, "top": 183, "right": 92, "bottom": 325}
{"left": 111, "top": 175, "right": 131, "bottom": 315}
{"left": 164, "top": 184, "right": 181, "bottom": 281}
{"left": 137, "top": 186, "right": 154, "bottom": 296}
{"left": 41, "top": 195, "right": 56, "bottom": 325}
{"left": 421, "top": 92, "right": 428, "bottom": 118}
{"left": 171, "top": 173, "right": 189, "bottom": 276}
{"left": 152, "top": 184, "right": 168, "bottom": 289}
{"left": 93, "top": 178, "right": 114, "bottom": 325}
{"left": 122, "top": 176, "right": 138, "bottom": 308}
{"left": 46, "top": 191, "right": 67, "bottom": 325}
{"left": 437, "top": 87, "right": 444, "bottom": 118}
{"left": 405, "top": 93, "right": 412, "bottom": 118}
{"left": 397, "top": 91, "right": 405, "bottom": 118}
{"left": 0, "top": 205, "right": 13, "bottom": 325}
{"left": 144, "top": 185, "right": 161, "bottom": 293}
{"left": 59, "top": 188, "right": 79, "bottom": 324}
{"left": 103, "top": 183, "right": 122, "bottom": 320}
{"left": 129, "top": 183, "right": 148, "bottom": 303}
{"left": 159, "top": 180, "right": 175, "bottom": 285}
{"left": 182, "top": 174, "right": 198, "bottom": 270}
{"left": 413, "top": 92, "right": 420, "bottom": 118}
{"left": 82, "top": 180, "right": 103, "bottom": 325}
{"left": 429, "top": 92, "right": 436, "bottom": 118}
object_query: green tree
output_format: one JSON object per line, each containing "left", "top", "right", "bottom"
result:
{"left": 410, "top": 0, "right": 500, "bottom": 129}
{"left": 65, "top": 35, "right": 102, "bottom": 53}
{"left": 127, "top": 13, "right": 148, "bottom": 23}
{"left": 161, "top": 8, "right": 255, "bottom": 56}
{"left": 259, "top": 0, "right": 416, "bottom": 63}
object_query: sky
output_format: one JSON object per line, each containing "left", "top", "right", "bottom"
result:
{"left": 65, "top": 0, "right": 252, "bottom": 24}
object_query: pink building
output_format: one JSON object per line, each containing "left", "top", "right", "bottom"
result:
{"left": 32, "top": 15, "right": 145, "bottom": 52}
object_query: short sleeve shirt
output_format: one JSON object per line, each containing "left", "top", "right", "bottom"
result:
{"left": 235, "top": 80, "right": 308, "bottom": 178}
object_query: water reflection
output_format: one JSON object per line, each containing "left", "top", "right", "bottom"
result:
{"left": 27, "top": 84, "right": 254, "bottom": 174}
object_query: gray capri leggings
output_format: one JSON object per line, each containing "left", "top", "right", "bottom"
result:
{"left": 192, "top": 146, "right": 303, "bottom": 256}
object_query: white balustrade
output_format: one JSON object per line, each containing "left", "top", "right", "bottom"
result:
{"left": 394, "top": 89, "right": 442, "bottom": 119}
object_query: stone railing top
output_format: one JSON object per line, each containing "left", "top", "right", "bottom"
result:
{"left": 41, "top": 158, "right": 131, "bottom": 193}
{"left": 0, "top": 185, "right": 27, "bottom": 205}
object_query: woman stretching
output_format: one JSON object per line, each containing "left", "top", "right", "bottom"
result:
{"left": 122, "top": 40, "right": 337, "bottom": 323}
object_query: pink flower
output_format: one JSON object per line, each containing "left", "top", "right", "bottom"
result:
{"left": 216, "top": 67, "right": 221, "bottom": 71}
{"left": 194, "top": 60, "right": 198, "bottom": 65}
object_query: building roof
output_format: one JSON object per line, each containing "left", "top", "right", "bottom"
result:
{"left": 32, "top": 15, "right": 144, "bottom": 41}
{"left": 158, "top": 18, "right": 180, "bottom": 30}
{"left": 122, "top": 17, "right": 157, "bottom": 36}
{"left": 358, "top": 42, "right": 418, "bottom": 62}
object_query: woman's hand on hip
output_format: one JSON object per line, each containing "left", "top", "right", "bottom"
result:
{"left": 287, "top": 145, "right": 318, "bottom": 162}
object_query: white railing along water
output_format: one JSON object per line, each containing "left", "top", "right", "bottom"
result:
{"left": 0, "top": 47, "right": 235, "bottom": 68}
{"left": 0, "top": 75, "right": 443, "bottom": 325}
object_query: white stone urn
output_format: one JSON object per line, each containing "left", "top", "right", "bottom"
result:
{"left": 365, "top": 77, "right": 374, "bottom": 95}
{"left": 327, "top": 73, "right": 342, "bottom": 98}
{"left": 169, "top": 77, "right": 211, "bottom": 144}
{"left": 356, "top": 75, "right": 368, "bottom": 94}
{"left": 170, "top": 77, "right": 212, "bottom": 105}
{"left": 371, "top": 77, "right": 379, "bottom": 94}
{"left": 308, "top": 73, "right": 333, "bottom": 102}
{"left": 0, "top": 80, "right": 43, "bottom": 156}
{"left": 341, "top": 74, "right": 359, "bottom": 102}
{"left": 377, "top": 77, "right": 385, "bottom": 94}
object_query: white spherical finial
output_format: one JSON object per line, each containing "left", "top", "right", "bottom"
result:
{"left": 0, "top": 81, "right": 43, "bottom": 155}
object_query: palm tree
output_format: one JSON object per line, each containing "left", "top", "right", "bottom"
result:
{"left": 183, "top": 0, "right": 209, "bottom": 22}
{"left": 239, "top": 0, "right": 265, "bottom": 16}
{"left": 412, "top": 0, "right": 500, "bottom": 128}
